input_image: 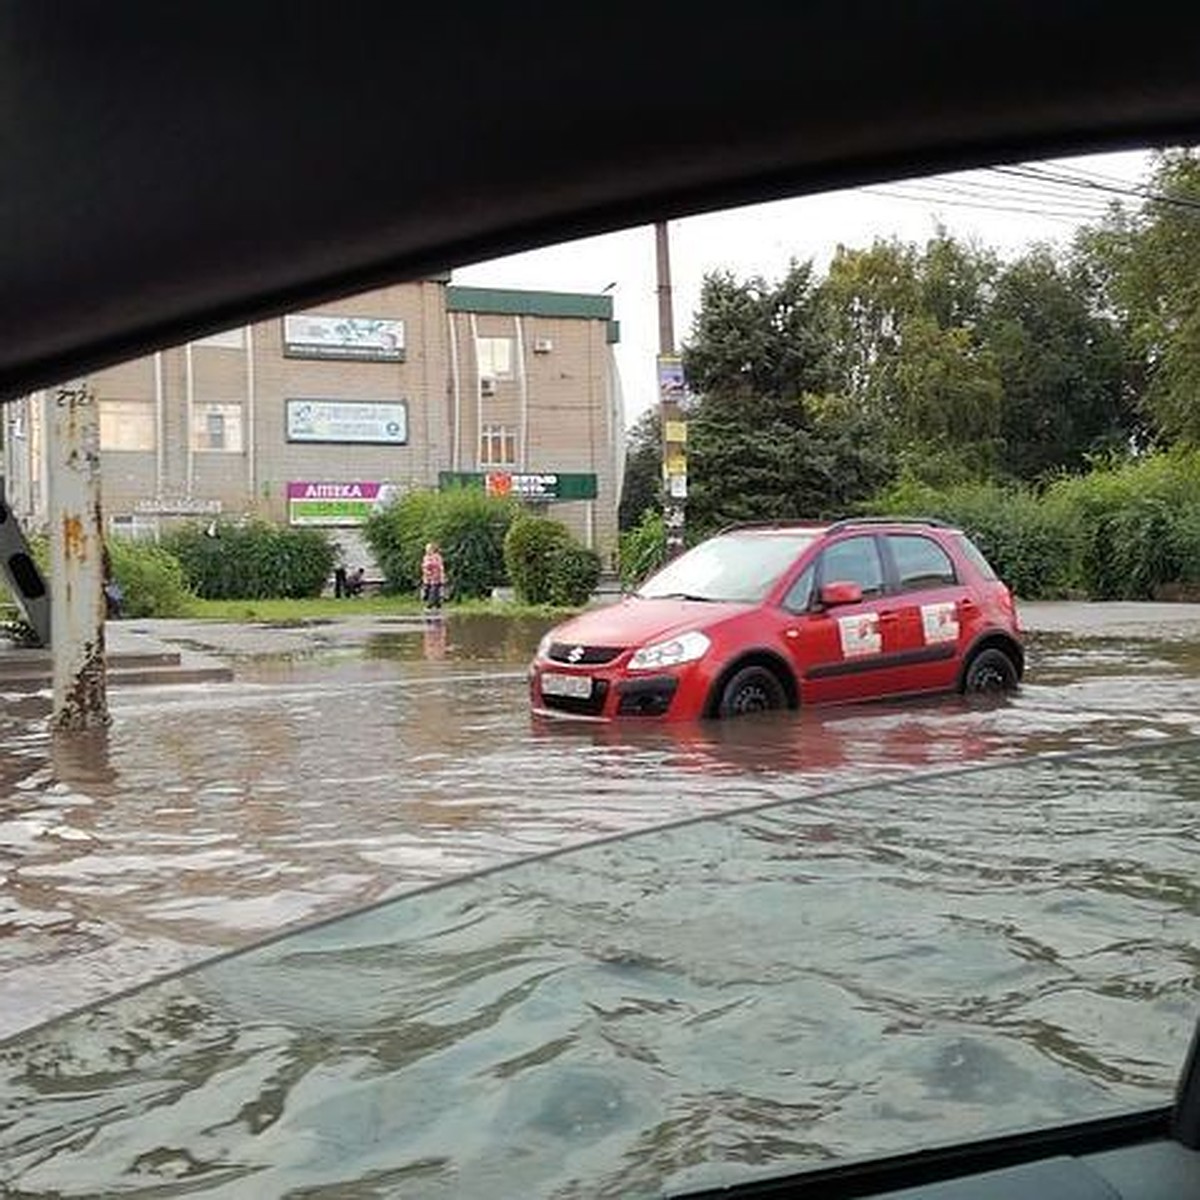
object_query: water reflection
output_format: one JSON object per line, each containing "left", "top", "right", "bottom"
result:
{"left": 3, "top": 619, "right": 1200, "bottom": 1042}
{"left": 2, "top": 741, "right": 1198, "bottom": 1197}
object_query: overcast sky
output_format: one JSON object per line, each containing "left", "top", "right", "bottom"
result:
{"left": 454, "top": 150, "right": 1155, "bottom": 425}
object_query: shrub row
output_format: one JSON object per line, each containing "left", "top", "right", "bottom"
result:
{"left": 162, "top": 521, "right": 335, "bottom": 600}
{"left": 872, "top": 449, "right": 1200, "bottom": 600}
{"left": 364, "top": 490, "right": 601, "bottom": 606}
{"left": 503, "top": 516, "right": 601, "bottom": 606}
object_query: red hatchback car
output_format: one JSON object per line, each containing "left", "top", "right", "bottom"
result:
{"left": 529, "top": 518, "right": 1023, "bottom": 721}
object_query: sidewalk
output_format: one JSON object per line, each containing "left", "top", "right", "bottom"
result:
{"left": 1018, "top": 600, "right": 1200, "bottom": 640}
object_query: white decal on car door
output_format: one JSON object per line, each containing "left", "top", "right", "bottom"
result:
{"left": 838, "top": 613, "right": 881, "bottom": 657}
{"left": 921, "top": 601, "right": 959, "bottom": 644}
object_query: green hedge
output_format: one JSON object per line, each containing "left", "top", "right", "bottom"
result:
{"left": 504, "top": 515, "right": 602, "bottom": 606}
{"left": 548, "top": 542, "right": 602, "bottom": 606}
{"left": 617, "top": 509, "right": 668, "bottom": 588}
{"left": 109, "top": 538, "right": 193, "bottom": 616}
{"left": 161, "top": 521, "right": 335, "bottom": 599}
{"left": 503, "top": 516, "right": 571, "bottom": 604}
{"left": 872, "top": 450, "right": 1200, "bottom": 600}
{"left": 365, "top": 489, "right": 518, "bottom": 600}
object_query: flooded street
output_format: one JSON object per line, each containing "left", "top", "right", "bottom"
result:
{"left": 3, "top": 606, "right": 1200, "bottom": 1042}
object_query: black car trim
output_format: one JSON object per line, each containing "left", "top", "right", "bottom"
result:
{"left": 678, "top": 1106, "right": 1173, "bottom": 1198}
{"left": 806, "top": 643, "right": 957, "bottom": 681}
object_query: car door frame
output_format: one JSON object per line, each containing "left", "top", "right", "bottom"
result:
{"left": 876, "top": 530, "right": 973, "bottom": 695}
{"left": 780, "top": 533, "right": 914, "bottom": 705}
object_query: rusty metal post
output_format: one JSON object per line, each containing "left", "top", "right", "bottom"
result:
{"left": 47, "top": 380, "right": 110, "bottom": 731}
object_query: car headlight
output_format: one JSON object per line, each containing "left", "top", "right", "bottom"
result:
{"left": 536, "top": 633, "right": 554, "bottom": 660}
{"left": 627, "top": 630, "right": 711, "bottom": 672}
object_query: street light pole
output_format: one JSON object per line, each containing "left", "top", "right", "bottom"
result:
{"left": 655, "top": 221, "right": 687, "bottom": 557}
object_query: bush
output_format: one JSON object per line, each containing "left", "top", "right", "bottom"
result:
{"left": 365, "top": 489, "right": 517, "bottom": 600}
{"left": 162, "top": 521, "right": 335, "bottom": 599}
{"left": 872, "top": 450, "right": 1200, "bottom": 600}
{"left": 503, "top": 515, "right": 601, "bottom": 606}
{"left": 617, "top": 509, "right": 667, "bottom": 588}
{"left": 873, "top": 476, "right": 1073, "bottom": 598}
{"left": 504, "top": 516, "right": 572, "bottom": 604}
{"left": 109, "top": 538, "right": 192, "bottom": 616}
{"left": 548, "top": 543, "right": 602, "bottom": 606}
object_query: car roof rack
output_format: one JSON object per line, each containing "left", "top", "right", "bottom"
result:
{"left": 719, "top": 516, "right": 954, "bottom": 535}
{"left": 718, "top": 520, "right": 832, "bottom": 534}
{"left": 826, "top": 515, "right": 954, "bottom": 532}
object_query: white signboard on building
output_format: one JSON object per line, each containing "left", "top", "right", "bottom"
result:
{"left": 286, "top": 399, "right": 408, "bottom": 445}
{"left": 283, "top": 314, "right": 405, "bottom": 361}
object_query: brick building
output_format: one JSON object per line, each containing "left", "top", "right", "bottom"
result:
{"left": 2, "top": 280, "right": 625, "bottom": 567}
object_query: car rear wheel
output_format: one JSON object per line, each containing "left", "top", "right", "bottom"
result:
{"left": 717, "top": 665, "right": 786, "bottom": 718}
{"left": 962, "top": 646, "right": 1019, "bottom": 695}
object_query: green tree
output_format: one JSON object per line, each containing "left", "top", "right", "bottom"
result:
{"left": 820, "top": 231, "right": 1001, "bottom": 478}
{"left": 617, "top": 409, "right": 662, "bottom": 531}
{"left": 982, "top": 247, "right": 1133, "bottom": 479}
{"left": 681, "top": 262, "right": 890, "bottom": 531}
{"left": 685, "top": 262, "right": 834, "bottom": 400}
{"left": 1076, "top": 149, "right": 1200, "bottom": 443}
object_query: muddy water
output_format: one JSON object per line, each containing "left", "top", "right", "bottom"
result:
{"left": 2, "top": 618, "right": 1200, "bottom": 1041}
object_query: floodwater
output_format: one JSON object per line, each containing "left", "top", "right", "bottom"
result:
{"left": 2, "top": 613, "right": 1200, "bottom": 1057}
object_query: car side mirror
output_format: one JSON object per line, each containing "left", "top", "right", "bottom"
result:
{"left": 819, "top": 580, "right": 863, "bottom": 607}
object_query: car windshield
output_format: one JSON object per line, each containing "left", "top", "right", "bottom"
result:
{"left": 2, "top": 739, "right": 1196, "bottom": 1197}
{"left": 637, "top": 531, "right": 819, "bottom": 602}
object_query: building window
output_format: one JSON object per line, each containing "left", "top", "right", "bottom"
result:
{"left": 479, "top": 424, "right": 516, "bottom": 467}
{"left": 476, "top": 336, "right": 514, "bottom": 379}
{"left": 192, "top": 403, "right": 244, "bottom": 452}
{"left": 194, "top": 327, "right": 245, "bottom": 350}
{"left": 99, "top": 399, "right": 155, "bottom": 451}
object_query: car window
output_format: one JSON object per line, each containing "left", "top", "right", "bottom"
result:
{"left": 818, "top": 535, "right": 884, "bottom": 598}
{"left": 781, "top": 562, "right": 816, "bottom": 612}
{"left": 956, "top": 533, "right": 999, "bottom": 580}
{"left": 888, "top": 534, "right": 958, "bottom": 591}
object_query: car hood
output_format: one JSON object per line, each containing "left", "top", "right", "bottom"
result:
{"left": 546, "top": 596, "right": 752, "bottom": 652}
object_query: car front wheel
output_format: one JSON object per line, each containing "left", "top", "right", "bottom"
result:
{"left": 961, "top": 646, "right": 1019, "bottom": 695}
{"left": 717, "top": 665, "right": 786, "bottom": 718}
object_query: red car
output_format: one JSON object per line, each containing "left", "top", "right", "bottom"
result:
{"left": 530, "top": 518, "right": 1023, "bottom": 721}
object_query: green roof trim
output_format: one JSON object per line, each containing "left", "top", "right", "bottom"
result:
{"left": 446, "top": 286, "right": 614, "bottom": 321}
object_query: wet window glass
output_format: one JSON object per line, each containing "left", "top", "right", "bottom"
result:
{"left": 818, "top": 535, "right": 884, "bottom": 597}
{"left": 957, "top": 534, "right": 999, "bottom": 581}
{"left": 782, "top": 563, "right": 816, "bottom": 612}
{"left": 638, "top": 532, "right": 818, "bottom": 603}
{"left": 1, "top": 742, "right": 1194, "bottom": 1197}
{"left": 889, "top": 534, "right": 957, "bottom": 590}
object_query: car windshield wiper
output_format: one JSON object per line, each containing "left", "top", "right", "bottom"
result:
{"left": 638, "top": 591, "right": 717, "bottom": 602}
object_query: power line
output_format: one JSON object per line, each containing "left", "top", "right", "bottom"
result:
{"left": 861, "top": 185, "right": 1091, "bottom": 224}
{"left": 902, "top": 176, "right": 1114, "bottom": 218}
{"left": 996, "top": 163, "right": 1200, "bottom": 214}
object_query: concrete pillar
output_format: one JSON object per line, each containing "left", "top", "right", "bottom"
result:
{"left": 47, "top": 380, "right": 110, "bottom": 731}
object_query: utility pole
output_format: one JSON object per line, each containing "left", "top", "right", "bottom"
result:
{"left": 47, "top": 380, "right": 110, "bottom": 731}
{"left": 655, "top": 221, "right": 687, "bottom": 557}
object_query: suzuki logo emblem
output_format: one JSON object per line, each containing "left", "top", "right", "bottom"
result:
{"left": 567, "top": 645, "right": 585, "bottom": 663}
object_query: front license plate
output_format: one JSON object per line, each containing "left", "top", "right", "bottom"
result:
{"left": 541, "top": 671, "right": 593, "bottom": 699}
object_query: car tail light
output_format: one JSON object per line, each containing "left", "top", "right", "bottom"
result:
{"left": 997, "top": 582, "right": 1020, "bottom": 629}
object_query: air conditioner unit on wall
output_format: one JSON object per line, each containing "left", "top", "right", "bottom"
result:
{"left": 480, "top": 375, "right": 496, "bottom": 396}
{"left": 532, "top": 337, "right": 553, "bottom": 354}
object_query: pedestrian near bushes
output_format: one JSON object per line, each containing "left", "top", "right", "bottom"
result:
{"left": 421, "top": 541, "right": 446, "bottom": 609}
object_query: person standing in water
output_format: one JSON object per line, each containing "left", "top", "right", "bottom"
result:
{"left": 421, "top": 541, "right": 446, "bottom": 610}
